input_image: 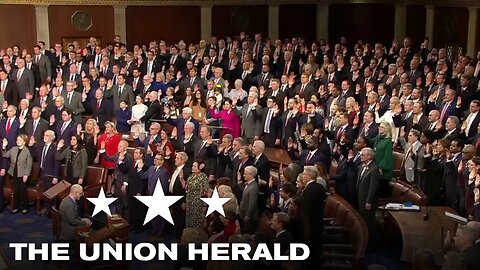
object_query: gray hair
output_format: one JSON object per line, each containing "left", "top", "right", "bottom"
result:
{"left": 361, "top": 147, "right": 374, "bottom": 159}
{"left": 303, "top": 166, "right": 318, "bottom": 180}
{"left": 244, "top": 166, "right": 258, "bottom": 177}
{"left": 176, "top": 152, "right": 188, "bottom": 163}
{"left": 182, "top": 107, "right": 193, "bottom": 115}
{"left": 447, "top": 115, "right": 460, "bottom": 126}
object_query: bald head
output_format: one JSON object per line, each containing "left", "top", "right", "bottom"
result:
{"left": 70, "top": 184, "right": 84, "bottom": 200}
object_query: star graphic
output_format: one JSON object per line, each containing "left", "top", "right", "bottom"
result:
{"left": 201, "top": 187, "right": 231, "bottom": 217}
{"left": 135, "top": 180, "right": 183, "bottom": 225}
{"left": 87, "top": 187, "right": 117, "bottom": 217}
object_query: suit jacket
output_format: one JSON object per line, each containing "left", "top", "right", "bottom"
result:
{"left": 105, "top": 84, "right": 135, "bottom": 112}
{"left": 55, "top": 120, "right": 77, "bottom": 147}
{"left": 34, "top": 54, "right": 51, "bottom": 82}
{"left": 254, "top": 72, "right": 274, "bottom": 89}
{"left": 240, "top": 105, "right": 263, "bottom": 139}
{"left": 26, "top": 62, "right": 41, "bottom": 89}
{"left": 167, "top": 117, "right": 200, "bottom": 144}
{"left": 0, "top": 117, "right": 20, "bottom": 150}
{"left": 301, "top": 181, "right": 326, "bottom": 241}
{"left": 282, "top": 110, "right": 300, "bottom": 145}
{"left": 140, "top": 100, "right": 162, "bottom": 124}
{"left": 59, "top": 196, "right": 88, "bottom": 240}
{"left": 21, "top": 118, "right": 49, "bottom": 150}
{"left": 261, "top": 109, "right": 282, "bottom": 147}
{"left": 90, "top": 98, "right": 113, "bottom": 129}
{"left": 295, "top": 84, "right": 315, "bottom": 102}
{"left": 464, "top": 112, "right": 480, "bottom": 140}
{"left": 135, "top": 134, "right": 161, "bottom": 166}
{"left": 32, "top": 96, "right": 55, "bottom": 121}
{"left": 403, "top": 142, "right": 423, "bottom": 182}
{"left": 357, "top": 162, "right": 380, "bottom": 209}
{"left": 56, "top": 147, "right": 88, "bottom": 181}
{"left": 142, "top": 165, "right": 169, "bottom": 195}
{"left": 253, "top": 153, "right": 270, "bottom": 182}
{"left": 2, "top": 79, "right": 19, "bottom": 106}
{"left": 3, "top": 146, "right": 33, "bottom": 177}
{"left": 36, "top": 142, "right": 61, "bottom": 179}
{"left": 62, "top": 91, "right": 85, "bottom": 123}
{"left": 239, "top": 180, "right": 259, "bottom": 220}
{"left": 193, "top": 140, "right": 218, "bottom": 177}
{"left": 13, "top": 68, "right": 34, "bottom": 98}
{"left": 356, "top": 122, "right": 379, "bottom": 140}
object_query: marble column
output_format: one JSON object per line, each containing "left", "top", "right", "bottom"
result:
{"left": 425, "top": 5, "right": 435, "bottom": 50}
{"left": 268, "top": 4, "right": 279, "bottom": 40}
{"left": 394, "top": 4, "right": 407, "bottom": 41}
{"left": 35, "top": 5, "right": 50, "bottom": 46}
{"left": 201, "top": 5, "right": 212, "bottom": 41}
{"left": 467, "top": 7, "right": 478, "bottom": 57}
{"left": 316, "top": 3, "right": 329, "bottom": 41}
{"left": 113, "top": 5, "right": 127, "bottom": 42}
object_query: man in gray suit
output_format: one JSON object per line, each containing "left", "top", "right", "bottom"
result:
{"left": 13, "top": 58, "right": 34, "bottom": 99}
{"left": 33, "top": 45, "right": 51, "bottom": 84}
{"left": 357, "top": 147, "right": 380, "bottom": 241}
{"left": 59, "top": 184, "right": 91, "bottom": 241}
{"left": 239, "top": 91, "right": 263, "bottom": 144}
{"left": 62, "top": 81, "right": 85, "bottom": 124}
{"left": 105, "top": 73, "right": 135, "bottom": 113}
{"left": 239, "top": 165, "right": 259, "bottom": 233}
{"left": 402, "top": 129, "right": 424, "bottom": 183}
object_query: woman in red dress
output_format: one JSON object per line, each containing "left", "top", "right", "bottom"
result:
{"left": 156, "top": 129, "right": 175, "bottom": 175}
{"left": 95, "top": 121, "right": 121, "bottom": 194}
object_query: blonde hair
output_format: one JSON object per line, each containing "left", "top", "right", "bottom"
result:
{"left": 85, "top": 118, "right": 99, "bottom": 134}
{"left": 379, "top": 121, "right": 392, "bottom": 138}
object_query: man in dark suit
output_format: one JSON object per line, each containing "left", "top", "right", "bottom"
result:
{"left": 301, "top": 166, "right": 326, "bottom": 269}
{"left": 54, "top": 110, "right": 76, "bottom": 147}
{"left": 216, "top": 134, "right": 234, "bottom": 179}
{"left": 167, "top": 107, "right": 200, "bottom": 144}
{"left": 429, "top": 89, "right": 461, "bottom": 125}
{"left": 232, "top": 146, "right": 253, "bottom": 201}
{"left": 140, "top": 50, "right": 162, "bottom": 78}
{"left": 444, "top": 139, "right": 463, "bottom": 211}
{"left": 298, "top": 101, "right": 324, "bottom": 130}
{"left": 62, "top": 63, "right": 82, "bottom": 89}
{"left": 443, "top": 116, "right": 462, "bottom": 141}
{"left": 357, "top": 147, "right": 380, "bottom": 243}
{"left": 127, "top": 147, "right": 149, "bottom": 232}
{"left": 253, "top": 64, "right": 274, "bottom": 89}
{"left": 168, "top": 152, "right": 190, "bottom": 239}
{"left": 168, "top": 46, "right": 185, "bottom": 74}
{"left": 0, "top": 105, "right": 20, "bottom": 150}
{"left": 91, "top": 89, "right": 113, "bottom": 130}
{"left": 270, "top": 212, "right": 293, "bottom": 256}
{"left": 20, "top": 106, "right": 48, "bottom": 151}
{"left": 140, "top": 91, "right": 162, "bottom": 129}
{"left": 356, "top": 111, "right": 379, "bottom": 140}
{"left": 261, "top": 97, "right": 282, "bottom": 147}
{"left": 13, "top": 58, "right": 34, "bottom": 99}
{"left": 291, "top": 136, "right": 329, "bottom": 168}
{"left": 295, "top": 74, "right": 315, "bottom": 102}
{"left": 37, "top": 130, "right": 61, "bottom": 216}
{"left": 462, "top": 100, "right": 480, "bottom": 142}
{"left": 24, "top": 53, "right": 41, "bottom": 90}
{"left": 134, "top": 122, "right": 161, "bottom": 166}
{"left": 32, "top": 85, "right": 55, "bottom": 121}
{"left": 140, "top": 153, "right": 169, "bottom": 235}
{"left": 33, "top": 45, "right": 51, "bottom": 84}
{"left": 282, "top": 98, "right": 300, "bottom": 146}
{"left": 59, "top": 185, "right": 91, "bottom": 241}
{"left": 252, "top": 140, "right": 270, "bottom": 213}
{"left": 194, "top": 125, "right": 218, "bottom": 179}
{"left": 326, "top": 112, "right": 356, "bottom": 148}
{"left": 0, "top": 69, "right": 19, "bottom": 107}
{"left": 100, "top": 140, "right": 132, "bottom": 218}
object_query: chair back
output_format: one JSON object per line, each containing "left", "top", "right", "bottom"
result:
{"left": 51, "top": 206, "right": 61, "bottom": 241}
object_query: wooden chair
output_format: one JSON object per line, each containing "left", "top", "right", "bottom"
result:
{"left": 26, "top": 163, "right": 42, "bottom": 213}
{"left": 3, "top": 175, "right": 13, "bottom": 209}
{"left": 51, "top": 206, "right": 61, "bottom": 241}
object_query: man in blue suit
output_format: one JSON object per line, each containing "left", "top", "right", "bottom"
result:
{"left": 134, "top": 122, "right": 161, "bottom": 166}
{"left": 166, "top": 107, "right": 199, "bottom": 144}
{"left": 54, "top": 109, "right": 76, "bottom": 147}
{"left": 140, "top": 153, "right": 169, "bottom": 236}
{"left": 0, "top": 105, "right": 20, "bottom": 212}
{"left": 36, "top": 130, "right": 61, "bottom": 216}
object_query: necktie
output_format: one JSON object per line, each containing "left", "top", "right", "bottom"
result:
{"left": 36, "top": 55, "right": 40, "bottom": 63}
{"left": 17, "top": 70, "right": 22, "bottom": 81}
{"left": 285, "top": 112, "right": 292, "bottom": 126}
{"left": 264, "top": 109, "right": 272, "bottom": 133}
{"left": 68, "top": 93, "right": 72, "bottom": 104}
{"left": 33, "top": 119, "right": 38, "bottom": 135}
{"left": 306, "top": 151, "right": 313, "bottom": 163}
{"left": 360, "top": 166, "right": 367, "bottom": 179}
{"left": 262, "top": 74, "right": 267, "bottom": 84}
{"left": 70, "top": 74, "right": 74, "bottom": 81}
{"left": 300, "top": 84, "right": 305, "bottom": 95}
{"left": 242, "top": 71, "right": 246, "bottom": 80}
{"left": 337, "top": 127, "right": 344, "bottom": 140}
{"left": 119, "top": 86, "right": 123, "bottom": 97}
{"left": 61, "top": 122, "right": 67, "bottom": 134}
{"left": 103, "top": 67, "right": 107, "bottom": 74}
{"left": 190, "top": 77, "right": 194, "bottom": 86}
{"left": 283, "top": 62, "right": 289, "bottom": 74}
{"left": 1, "top": 81, "right": 5, "bottom": 92}
{"left": 6, "top": 118, "right": 11, "bottom": 133}
{"left": 171, "top": 56, "right": 175, "bottom": 65}
{"left": 440, "top": 102, "right": 450, "bottom": 122}
{"left": 41, "top": 145, "right": 48, "bottom": 169}
{"left": 97, "top": 100, "right": 101, "bottom": 110}
{"left": 254, "top": 43, "right": 259, "bottom": 59}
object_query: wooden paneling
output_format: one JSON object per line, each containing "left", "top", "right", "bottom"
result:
{"left": 212, "top": 5, "right": 268, "bottom": 39}
{"left": 0, "top": 5, "right": 36, "bottom": 50}
{"left": 279, "top": 4, "right": 316, "bottom": 42}
{"left": 48, "top": 5, "right": 114, "bottom": 47}
{"left": 329, "top": 3, "right": 395, "bottom": 45}
{"left": 406, "top": 5, "right": 426, "bottom": 47}
{"left": 126, "top": 6, "right": 200, "bottom": 46}
{"left": 433, "top": 6, "right": 468, "bottom": 50}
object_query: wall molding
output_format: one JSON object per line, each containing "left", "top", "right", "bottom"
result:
{"left": 0, "top": 0, "right": 479, "bottom": 7}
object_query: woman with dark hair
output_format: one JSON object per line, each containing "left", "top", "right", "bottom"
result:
{"left": 424, "top": 139, "right": 449, "bottom": 206}
{"left": 156, "top": 129, "right": 175, "bottom": 175}
{"left": 208, "top": 97, "right": 241, "bottom": 138}
{"left": 190, "top": 90, "right": 207, "bottom": 122}
{"left": 2, "top": 134, "right": 33, "bottom": 214}
{"left": 183, "top": 160, "right": 209, "bottom": 228}
{"left": 465, "top": 157, "right": 480, "bottom": 218}
{"left": 56, "top": 135, "right": 88, "bottom": 186}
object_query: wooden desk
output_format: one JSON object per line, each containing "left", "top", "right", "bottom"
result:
{"left": 264, "top": 147, "right": 292, "bottom": 168}
{"left": 387, "top": 206, "right": 457, "bottom": 265}
{"left": 76, "top": 215, "right": 129, "bottom": 245}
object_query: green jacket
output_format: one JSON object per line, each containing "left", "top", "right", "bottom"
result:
{"left": 367, "top": 135, "right": 394, "bottom": 181}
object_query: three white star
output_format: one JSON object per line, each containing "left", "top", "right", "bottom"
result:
{"left": 87, "top": 187, "right": 117, "bottom": 217}
{"left": 135, "top": 180, "right": 183, "bottom": 225}
{"left": 201, "top": 187, "right": 231, "bottom": 217}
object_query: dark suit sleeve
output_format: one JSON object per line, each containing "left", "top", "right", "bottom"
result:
{"left": 367, "top": 166, "right": 380, "bottom": 204}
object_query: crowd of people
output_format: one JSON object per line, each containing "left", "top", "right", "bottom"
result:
{"left": 1, "top": 32, "right": 480, "bottom": 269}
